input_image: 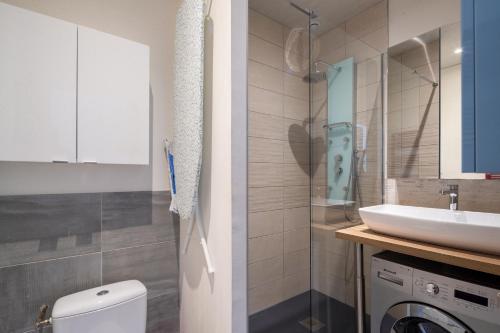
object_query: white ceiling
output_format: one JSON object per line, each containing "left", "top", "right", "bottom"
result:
{"left": 249, "top": 0, "right": 383, "bottom": 35}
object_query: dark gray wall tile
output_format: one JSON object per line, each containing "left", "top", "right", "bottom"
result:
{"left": 147, "top": 294, "right": 180, "bottom": 333}
{"left": 0, "top": 190, "right": 180, "bottom": 332}
{"left": 0, "top": 253, "right": 101, "bottom": 333}
{"left": 0, "top": 193, "right": 101, "bottom": 267}
{"left": 102, "top": 241, "right": 178, "bottom": 300}
{"left": 101, "top": 191, "right": 177, "bottom": 251}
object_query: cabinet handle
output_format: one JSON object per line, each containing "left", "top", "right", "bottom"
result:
{"left": 52, "top": 160, "right": 68, "bottom": 163}
{"left": 82, "top": 160, "right": 98, "bottom": 164}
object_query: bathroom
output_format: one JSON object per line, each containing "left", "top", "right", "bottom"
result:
{"left": 0, "top": 0, "right": 499, "bottom": 332}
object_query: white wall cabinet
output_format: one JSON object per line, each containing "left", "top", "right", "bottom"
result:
{"left": 0, "top": 4, "right": 150, "bottom": 165}
{"left": 77, "top": 27, "right": 150, "bottom": 165}
{"left": 0, "top": 3, "right": 77, "bottom": 163}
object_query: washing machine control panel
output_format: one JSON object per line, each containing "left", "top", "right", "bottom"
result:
{"left": 413, "top": 269, "right": 500, "bottom": 324}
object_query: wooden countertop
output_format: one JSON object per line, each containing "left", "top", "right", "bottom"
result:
{"left": 336, "top": 224, "right": 500, "bottom": 276}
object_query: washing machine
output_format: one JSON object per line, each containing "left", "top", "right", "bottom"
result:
{"left": 371, "top": 251, "right": 500, "bottom": 333}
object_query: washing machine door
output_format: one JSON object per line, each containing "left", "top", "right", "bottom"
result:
{"left": 381, "top": 303, "right": 473, "bottom": 333}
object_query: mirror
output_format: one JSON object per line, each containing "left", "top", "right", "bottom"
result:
{"left": 386, "top": 22, "right": 484, "bottom": 179}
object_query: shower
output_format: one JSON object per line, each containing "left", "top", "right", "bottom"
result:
{"left": 302, "top": 61, "right": 340, "bottom": 83}
{"left": 248, "top": 1, "right": 385, "bottom": 332}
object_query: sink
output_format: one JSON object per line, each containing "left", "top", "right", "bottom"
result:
{"left": 359, "top": 204, "right": 500, "bottom": 255}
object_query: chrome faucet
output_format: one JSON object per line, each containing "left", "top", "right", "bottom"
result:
{"left": 440, "top": 184, "right": 459, "bottom": 211}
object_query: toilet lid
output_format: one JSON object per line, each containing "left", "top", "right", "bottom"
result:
{"left": 52, "top": 280, "right": 147, "bottom": 319}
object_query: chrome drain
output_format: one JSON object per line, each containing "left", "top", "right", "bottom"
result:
{"left": 299, "top": 317, "right": 325, "bottom": 332}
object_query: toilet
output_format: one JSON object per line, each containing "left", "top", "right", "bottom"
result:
{"left": 51, "top": 280, "right": 147, "bottom": 333}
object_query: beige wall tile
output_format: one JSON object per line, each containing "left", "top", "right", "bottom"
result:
{"left": 357, "top": 57, "right": 381, "bottom": 88}
{"left": 248, "top": 85, "right": 283, "bottom": 117}
{"left": 319, "top": 46, "right": 348, "bottom": 66}
{"left": 248, "top": 60, "right": 283, "bottom": 94}
{"left": 249, "top": 186, "right": 283, "bottom": 212}
{"left": 249, "top": 209, "right": 284, "bottom": 238}
{"left": 249, "top": 233, "right": 284, "bottom": 263}
{"left": 249, "top": 162, "right": 284, "bottom": 187}
{"left": 284, "top": 248, "right": 310, "bottom": 276}
{"left": 357, "top": 82, "right": 381, "bottom": 112}
{"left": 319, "top": 25, "right": 347, "bottom": 57}
{"left": 249, "top": 137, "right": 284, "bottom": 163}
{"left": 346, "top": 39, "right": 380, "bottom": 64}
{"left": 284, "top": 185, "right": 309, "bottom": 208}
{"left": 284, "top": 72, "right": 308, "bottom": 100}
{"left": 284, "top": 118, "right": 309, "bottom": 143}
{"left": 401, "top": 107, "right": 419, "bottom": 130}
{"left": 312, "top": 225, "right": 349, "bottom": 255}
{"left": 420, "top": 103, "right": 439, "bottom": 126}
{"left": 360, "top": 26, "right": 388, "bottom": 52}
{"left": 284, "top": 96, "right": 308, "bottom": 121}
{"left": 402, "top": 75, "right": 420, "bottom": 91}
{"left": 284, "top": 206, "right": 310, "bottom": 231}
{"left": 284, "top": 141, "right": 309, "bottom": 164}
{"left": 345, "top": 0, "right": 387, "bottom": 39}
{"left": 249, "top": 111, "right": 284, "bottom": 140}
{"left": 419, "top": 85, "right": 439, "bottom": 106}
{"left": 249, "top": 9, "right": 283, "bottom": 47}
{"left": 312, "top": 247, "right": 347, "bottom": 280}
{"left": 249, "top": 256, "right": 284, "bottom": 289}
{"left": 402, "top": 87, "right": 419, "bottom": 109}
{"left": 312, "top": 272, "right": 346, "bottom": 302}
{"left": 283, "top": 163, "right": 309, "bottom": 186}
{"left": 388, "top": 74, "right": 402, "bottom": 94}
{"left": 284, "top": 226, "right": 310, "bottom": 253}
{"left": 388, "top": 91, "right": 402, "bottom": 111}
{"left": 283, "top": 269, "right": 310, "bottom": 299}
{"left": 248, "top": 278, "right": 284, "bottom": 314}
{"left": 249, "top": 34, "right": 284, "bottom": 71}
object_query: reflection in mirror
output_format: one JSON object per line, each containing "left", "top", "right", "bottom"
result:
{"left": 386, "top": 21, "right": 486, "bottom": 180}
{"left": 440, "top": 23, "right": 484, "bottom": 179}
{"left": 387, "top": 29, "right": 440, "bottom": 179}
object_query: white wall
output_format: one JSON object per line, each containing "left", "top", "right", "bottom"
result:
{"left": 389, "top": 0, "right": 460, "bottom": 46}
{"left": 179, "top": 0, "right": 247, "bottom": 332}
{"left": 0, "top": 0, "right": 179, "bottom": 194}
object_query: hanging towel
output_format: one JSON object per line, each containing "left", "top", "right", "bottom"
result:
{"left": 173, "top": 0, "right": 205, "bottom": 221}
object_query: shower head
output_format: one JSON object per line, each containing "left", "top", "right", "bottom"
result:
{"left": 302, "top": 61, "right": 341, "bottom": 83}
{"left": 302, "top": 71, "right": 327, "bottom": 83}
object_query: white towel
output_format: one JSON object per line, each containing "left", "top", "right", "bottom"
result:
{"left": 173, "top": 0, "right": 205, "bottom": 221}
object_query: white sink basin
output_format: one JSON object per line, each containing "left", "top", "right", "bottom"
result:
{"left": 359, "top": 204, "right": 500, "bottom": 255}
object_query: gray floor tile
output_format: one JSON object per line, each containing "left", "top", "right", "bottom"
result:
{"left": 0, "top": 193, "right": 101, "bottom": 267}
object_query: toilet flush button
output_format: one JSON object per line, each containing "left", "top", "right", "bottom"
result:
{"left": 97, "top": 290, "right": 109, "bottom": 296}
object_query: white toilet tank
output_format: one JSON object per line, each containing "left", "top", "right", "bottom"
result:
{"left": 52, "top": 280, "right": 147, "bottom": 333}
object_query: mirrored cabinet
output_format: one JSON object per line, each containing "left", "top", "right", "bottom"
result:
{"left": 0, "top": 2, "right": 150, "bottom": 165}
{"left": 462, "top": 0, "right": 500, "bottom": 173}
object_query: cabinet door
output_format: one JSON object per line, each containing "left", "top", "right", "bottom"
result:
{"left": 461, "top": 0, "right": 475, "bottom": 172}
{"left": 77, "top": 27, "right": 150, "bottom": 165}
{"left": 474, "top": 0, "right": 500, "bottom": 172}
{"left": 0, "top": 3, "right": 77, "bottom": 163}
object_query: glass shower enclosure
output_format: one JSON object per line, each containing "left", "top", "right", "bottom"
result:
{"left": 248, "top": 1, "right": 385, "bottom": 332}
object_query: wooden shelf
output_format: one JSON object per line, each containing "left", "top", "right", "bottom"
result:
{"left": 336, "top": 224, "right": 500, "bottom": 276}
